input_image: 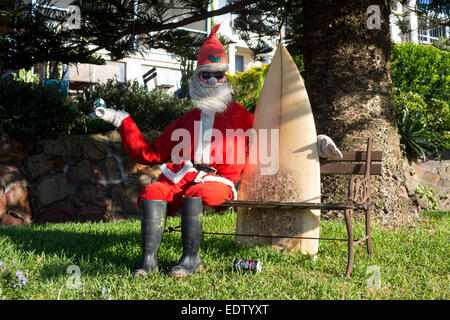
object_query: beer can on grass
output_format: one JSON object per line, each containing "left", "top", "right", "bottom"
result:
{"left": 232, "top": 259, "right": 262, "bottom": 274}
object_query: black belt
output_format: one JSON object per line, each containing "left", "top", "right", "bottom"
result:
{"left": 193, "top": 164, "right": 219, "bottom": 175}
{"left": 193, "top": 163, "right": 239, "bottom": 189}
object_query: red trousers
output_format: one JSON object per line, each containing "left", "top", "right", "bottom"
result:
{"left": 138, "top": 171, "right": 234, "bottom": 216}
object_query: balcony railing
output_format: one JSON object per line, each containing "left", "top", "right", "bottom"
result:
{"left": 418, "top": 25, "right": 447, "bottom": 44}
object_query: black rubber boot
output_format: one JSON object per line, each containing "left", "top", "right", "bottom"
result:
{"left": 132, "top": 199, "right": 167, "bottom": 278}
{"left": 169, "top": 197, "right": 204, "bottom": 277}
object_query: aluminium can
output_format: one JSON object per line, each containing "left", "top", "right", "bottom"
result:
{"left": 232, "top": 259, "right": 262, "bottom": 274}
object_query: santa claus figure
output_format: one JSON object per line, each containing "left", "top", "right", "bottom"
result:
{"left": 92, "top": 24, "right": 341, "bottom": 278}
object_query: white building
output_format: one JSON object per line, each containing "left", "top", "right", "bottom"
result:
{"left": 390, "top": 0, "right": 449, "bottom": 44}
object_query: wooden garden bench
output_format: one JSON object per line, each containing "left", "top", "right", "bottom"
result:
{"left": 220, "top": 138, "right": 382, "bottom": 278}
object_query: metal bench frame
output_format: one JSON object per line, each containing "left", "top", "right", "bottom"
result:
{"left": 220, "top": 138, "right": 382, "bottom": 278}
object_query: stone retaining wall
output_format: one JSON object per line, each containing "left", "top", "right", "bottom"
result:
{"left": 0, "top": 131, "right": 161, "bottom": 225}
{"left": 0, "top": 131, "right": 448, "bottom": 226}
{"left": 404, "top": 159, "right": 449, "bottom": 211}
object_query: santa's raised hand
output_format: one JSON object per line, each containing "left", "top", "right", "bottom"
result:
{"left": 90, "top": 98, "right": 129, "bottom": 128}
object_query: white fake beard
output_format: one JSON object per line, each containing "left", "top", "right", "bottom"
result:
{"left": 189, "top": 75, "right": 233, "bottom": 115}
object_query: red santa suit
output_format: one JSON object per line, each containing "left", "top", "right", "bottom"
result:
{"left": 116, "top": 24, "right": 255, "bottom": 216}
{"left": 118, "top": 101, "right": 253, "bottom": 216}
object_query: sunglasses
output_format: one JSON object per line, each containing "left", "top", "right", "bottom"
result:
{"left": 199, "top": 71, "right": 225, "bottom": 80}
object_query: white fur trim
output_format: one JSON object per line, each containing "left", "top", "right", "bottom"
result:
{"left": 194, "top": 111, "right": 215, "bottom": 164}
{"left": 193, "top": 173, "right": 238, "bottom": 200}
{"left": 160, "top": 160, "right": 237, "bottom": 200}
{"left": 194, "top": 63, "right": 229, "bottom": 75}
{"left": 201, "top": 113, "right": 214, "bottom": 164}
{"left": 160, "top": 160, "right": 194, "bottom": 184}
{"left": 193, "top": 171, "right": 208, "bottom": 183}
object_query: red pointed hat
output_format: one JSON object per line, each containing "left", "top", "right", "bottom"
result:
{"left": 195, "top": 24, "right": 228, "bottom": 74}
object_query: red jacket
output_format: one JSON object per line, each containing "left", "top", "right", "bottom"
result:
{"left": 118, "top": 102, "right": 254, "bottom": 184}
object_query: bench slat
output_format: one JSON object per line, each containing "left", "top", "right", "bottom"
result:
{"left": 221, "top": 200, "right": 354, "bottom": 210}
{"left": 321, "top": 151, "right": 382, "bottom": 162}
{"left": 320, "top": 163, "right": 382, "bottom": 175}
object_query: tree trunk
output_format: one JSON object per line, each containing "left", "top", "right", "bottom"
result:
{"left": 299, "top": 0, "right": 419, "bottom": 227}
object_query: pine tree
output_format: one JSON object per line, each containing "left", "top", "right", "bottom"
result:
{"left": 0, "top": 0, "right": 256, "bottom": 73}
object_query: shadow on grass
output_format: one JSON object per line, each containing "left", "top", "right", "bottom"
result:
{"left": 420, "top": 210, "right": 449, "bottom": 219}
{"left": 0, "top": 210, "right": 357, "bottom": 278}
{"left": 0, "top": 224, "right": 137, "bottom": 277}
{"left": 152, "top": 230, "right": 261, "bottom": 274}
{"left": 0, "top": 221, "right": 261, "bottom": 278}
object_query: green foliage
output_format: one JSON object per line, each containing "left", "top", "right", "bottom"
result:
{"left": 0, "top": 78, "right": 195, "bottom": 140}
{"left": 392, "top": 42, "right": 450, "bottom": 156}
{"left": 0, "top": 210, "right": 449, "bottom": 299}
{"left": 0, "top": 79, "right": 78, "bottom": 141}
{"left": 432, "top": 38, "right": 450, "bottom": 53}
{"left": 292, "top": 53, "right": 305, "bottom": 75}
{"left": 395, "top": 104, "right": 437, "bottom": 159}
{"left": 227, "top": 65, "right": 269, "bottom": 113}
{"left": 393, "top": 89, "right": 449, "bottom": 156}
{"left": 426, "top": 98, "right": 450, "bottom": 151}
{"left": 11, "top": 69, "right": 39, "bottom": 84}
{"left": 75, "top": 79, "right": 196, "bottom": 134}
{"left": 415, "top": 185, "right": 440, "bottom": 210}
{"left": 391, "top": 41, "right": 450, "bottom": 102}
{"left": 227, "top": 52, "right": 303, "bottom": 113}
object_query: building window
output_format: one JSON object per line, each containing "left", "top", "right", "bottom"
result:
{"left": 235, "top": 55, "right": 244, "bottom": 73}
{"left": 418, "top": 16, "right": 448, "bottom": 44}
{"left": 64, "top": 61, "right": 126, "bottom": 83}
{"left": 95, "top": 61, "right": 126, "bottom": 82}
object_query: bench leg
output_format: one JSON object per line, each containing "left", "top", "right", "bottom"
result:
{"left": 344, "top": 208, "right": 354, "bottom": 279}
{"left": 365, "top": 208, "right": 373, "bottom": 256}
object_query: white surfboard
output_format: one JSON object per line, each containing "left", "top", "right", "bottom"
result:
{"left": 236, "top": 44, "right": 321, "bottom": 255}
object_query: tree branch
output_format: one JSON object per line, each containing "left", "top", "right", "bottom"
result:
{"left": 86, "top": 0, "right": 260, "bottom": 57}
{"left": 132, "top": 0, "right": 259, "bottom": 34}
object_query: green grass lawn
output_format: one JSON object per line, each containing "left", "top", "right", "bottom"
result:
{"left": 0, "top": 210, "right": 448, "bottom": 300}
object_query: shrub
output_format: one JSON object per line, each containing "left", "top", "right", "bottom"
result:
{"left": 392, "top": 42, "right": 450, "bottom": 156}
{"left": 74, "top": 79, "right": 196, "bottom": 134}
{"left": 0, "top": 79, "right": 78, "bottom": 141}
{"left": 415, "top": 184, "right": 440, "bottom": 210}
{"left": 393, "top": 89, "right": 449, "bottom": 155}
{"left": 432, "top": 38, "right": 450, "bottom": 53}
{"left": 392, "top": 41, "right": 450, "bottom": 102}
{"left": 226, "top": 53, "right": 304, "bottom": 113}
{"left": 227, "top": 65, "right": 269, "bottom": 113}
{"left": 11, "top": 69, "right": 39, "bottom": 84}
{"left": 396, "top": 104, "right": 437, "bottom": 159}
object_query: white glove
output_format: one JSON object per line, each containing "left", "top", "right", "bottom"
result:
{"left": 90, "top": 107, "right": 129, "bottom": 128}
{"left": 317, "top": 135, "right": 343, "bottom": 159}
